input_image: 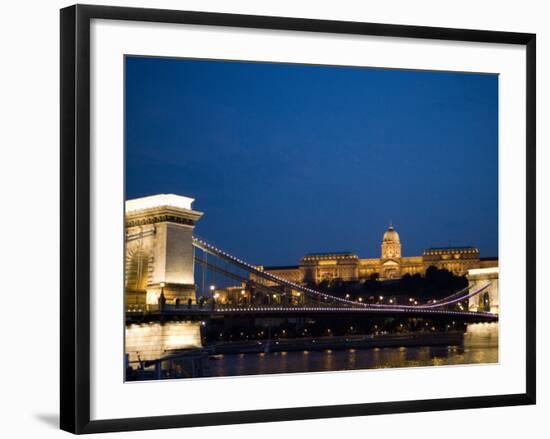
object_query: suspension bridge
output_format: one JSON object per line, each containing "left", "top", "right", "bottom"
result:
{"left": 127, "top": 234, "right": 497, "bottom": 322}
{"left": 194, "top": 237, "right": 495, "bottom": 320}
{"left": 124, "top": 194, "right": 498, "bottom": 323}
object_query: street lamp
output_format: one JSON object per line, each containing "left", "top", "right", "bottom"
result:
{"left": 159, "top": 282, "right": 166, "bottom": 310}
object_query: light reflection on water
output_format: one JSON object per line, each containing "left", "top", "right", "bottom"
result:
{"left": 208, "top": 326, "right": 498, "bottom": 378}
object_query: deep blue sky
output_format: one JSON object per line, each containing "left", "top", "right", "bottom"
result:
{"left": 125, "top": 56, "right": 498, "bottom": 266}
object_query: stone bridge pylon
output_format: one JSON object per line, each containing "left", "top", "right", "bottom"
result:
{"left": 467, "top": 267, "right": 499, "bottom": 314}
{"left": 125, "top": 194, "right": 203, "bottom": 308}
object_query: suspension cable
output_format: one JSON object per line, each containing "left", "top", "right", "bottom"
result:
{"left": 192, "top": 237, "right": 493, "bottom": 313}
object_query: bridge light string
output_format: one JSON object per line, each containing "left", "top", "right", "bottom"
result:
{"left": 204, "top": 307, "right": 495, "bottom": 318}
{"left": 191, "top": 237, "right": 495, "bottom": 315}
{"left": 157, "top": 305, "right": 495, "bottom": 318}
{"left": 192, "top": 237, "right": 492, "bottom": 313}
{"left": 192, "top": 237, "right": 361, "bottom": 307}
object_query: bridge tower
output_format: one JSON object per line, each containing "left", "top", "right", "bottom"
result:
{"left": 125, "top": 194, "right": 203, "bottom": 307}
{"left": 467, "top": 267, "right": 499, "bottom": 314}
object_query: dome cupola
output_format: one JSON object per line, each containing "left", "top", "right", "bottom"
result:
{"left": 381, "top": 223, "right": 402, "bottom": 259}
{"left": 383, "top": 224, "right": 400, "bottom": 243}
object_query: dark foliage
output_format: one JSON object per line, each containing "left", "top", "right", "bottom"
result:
{"left": 308, "top": 266, "right": 468, "bottom": 304}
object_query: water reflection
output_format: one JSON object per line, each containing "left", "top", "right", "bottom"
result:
{"left": 208, "top": 324, "right": 498, "bottom": 378}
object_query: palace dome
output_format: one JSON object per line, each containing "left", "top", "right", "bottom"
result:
{"left": 383, "top": 225, "right": 400, "bottom": 243}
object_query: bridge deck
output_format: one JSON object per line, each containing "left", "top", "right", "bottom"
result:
{"left": 127, "top": 305, "right": 498, "bottom": 322}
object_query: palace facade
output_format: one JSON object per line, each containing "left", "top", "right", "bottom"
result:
{"left": 258, "top": 225, "right": 498, "bottom": 283}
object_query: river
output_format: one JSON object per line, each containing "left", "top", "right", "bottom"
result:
{"left": 207, "top": 323, "right": 498, "bottom": 377}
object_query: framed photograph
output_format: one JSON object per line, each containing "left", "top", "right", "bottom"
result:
{"left": 60, "top": 4, "right": 536, "bottom": 434}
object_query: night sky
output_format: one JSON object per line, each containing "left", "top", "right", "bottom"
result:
{"left": 125, "top": 56, "right": 498, "bottom": 266}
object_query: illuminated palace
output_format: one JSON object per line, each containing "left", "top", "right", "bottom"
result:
{"left": 259, "top": 224, "right": 498, "bottom": 283}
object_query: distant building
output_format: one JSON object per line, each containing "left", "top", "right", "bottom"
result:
{"left": 257, "top": 224, "right": 498, "bottom": 283}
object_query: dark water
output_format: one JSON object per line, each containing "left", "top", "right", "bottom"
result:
{"left": 208, "top": 324, "right": 498, "bottom": 377}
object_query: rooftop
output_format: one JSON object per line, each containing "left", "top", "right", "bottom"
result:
{"left": 126, "top": 193, "right": 196, "bottom": 213}
{"left": 303, "top": 251, "right": 356, "bottom": 257}
{"left": 424, "top": 246, "right": 478, "bottom": 252}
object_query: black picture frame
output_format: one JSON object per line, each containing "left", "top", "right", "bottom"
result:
{"left": 60, "top": 4, "right": 536, "bottom": 434}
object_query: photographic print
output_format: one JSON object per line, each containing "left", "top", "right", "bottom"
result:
{"left": 124, "top": 56, "right": 499, "bottom": 381}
